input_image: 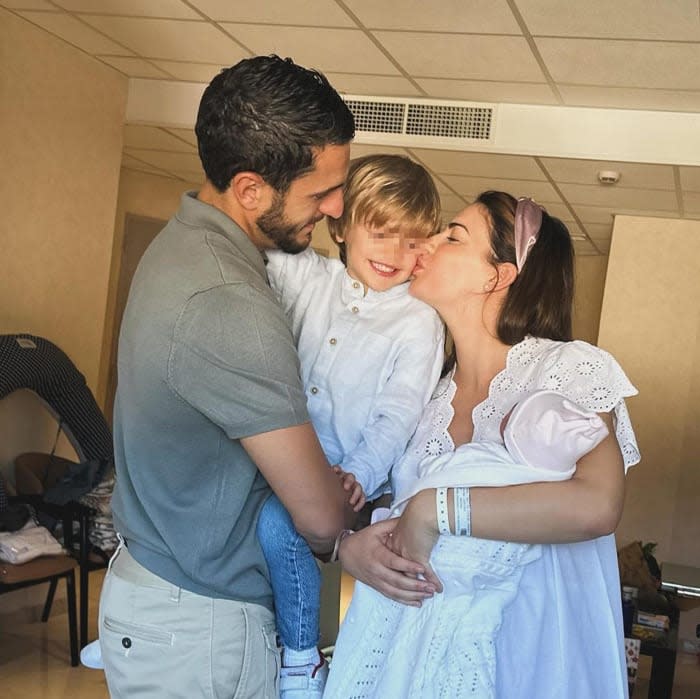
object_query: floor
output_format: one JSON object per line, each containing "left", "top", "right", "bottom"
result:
{"left": 1, "top": 569, "right": 699, "bottom": 699}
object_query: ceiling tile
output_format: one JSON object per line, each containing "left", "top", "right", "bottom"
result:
{"left": 518, "top": 0, "right": 700, "bottom": 41}
{"left": 441, "top": 175, "right": 558, "bottom": 201}
{"left": 590, "top": 238, "right": 611, "bottom": 253}
{"left": 573, "top": 204, "right": 678, "bottom": 223}
{"left": 188, "top": 0, "right": 354, "bottom": 26}
{"left": 327, "top": 73, "right": 420, "bottom": 97}
{"left": 124, "top": 148, "right": 202, "bottom": 172}
{"left": 1, "top": 0, "right": 53, "bottom": 8}
{"left": 583, "top": 223, "right": 614, "bottom": 239}
{"left": 537, "top": 39, "right": 700, "bottom": 90}
{"left": 18, "top": 11, "right": 133, "bottom": 54}
{"left": 80, "top": 15, "right": 242, "bottom": 64}
{"left": 54, "top": 0, "right": 200, "bottom": 19}
{"left": 223, "top": 25, "right": 398, "bottom": 74}
{"left": 559, "top": 183, "right": 678, "bottom": 210}
{"left": 560, "top": 220, "right": 585, "bottom": 237}
{"left": 99, "top": 56, "right": 171, "bottom": 79}
{"left": 679, "top": 167, "right": 700, "bottom": 193}
{"left": 573, "top": 240, "right": 599, "bottom": 255}
{"left": 164, "top": 127, "right": 197, "bottom": 146}
{"left": 373, "top": 32, "right": 545, "bottom": 81}
{"left": 417, "top": 78, "right": 558, "bottom": 104}
{"left": 559, "top": 85, "right": 700, "bottom": 113}
{"left": 539, "top": 158, "right": 676, "bottom": 189}
{"left": 412, "top": 150, "right": 545, "bottom": 180}
{"left": 121, "top": 154, "right": 174, "bottom": 177}
{"left": 538, "top": 202, "right": 571, "bottom": 219}
{"left": 151, "top": 61, "right": 233, "bottom": 82}
{"left": 124, "top": 125, "right": 197, "bottom": 152}
{"left": 345, "top": 0, "right": 521, "bottom": 33}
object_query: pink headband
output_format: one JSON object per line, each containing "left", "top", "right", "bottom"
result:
{"left": 514, "top": 197, "right": 543, "bottom": 271}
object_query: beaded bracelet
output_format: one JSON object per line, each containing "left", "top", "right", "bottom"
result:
{"left": 436, "top": 487, "right": 451, "bottom": 535}
{"left": 453, "top": 487, "right": 471, "bottom": 537}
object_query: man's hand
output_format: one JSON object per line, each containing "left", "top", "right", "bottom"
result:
{"left": 338, "top": 518, "right": 439, "bottom": 606}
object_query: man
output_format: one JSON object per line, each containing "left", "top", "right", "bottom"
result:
{"left": 99, "top": 55, "right": 356, "bottom": 698}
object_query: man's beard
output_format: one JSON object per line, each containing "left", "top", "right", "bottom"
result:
{"left": 257, "top": 192, "right": 315, "bottom": 254}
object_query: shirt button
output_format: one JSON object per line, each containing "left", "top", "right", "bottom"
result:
{"left": 352, "top": 281, "right": 360, "bottom": 289}
{"left": 329, "top": 338, "right": 337, "bottom": 345}
{"left": 310, "top": 387, "right": 318, "bottom": 395}
{"left": 122, "top": 637, "right": 132, "bottom": 649}
{"left": 351, "top": 306, "right": 359, "bottom": 314}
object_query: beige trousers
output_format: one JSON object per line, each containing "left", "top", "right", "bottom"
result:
{"left": 99, "top": 544, "right": 279, "bottom": 698}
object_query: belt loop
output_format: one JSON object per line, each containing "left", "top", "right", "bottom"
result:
{"left": 107, "top": 533, "right": 126, "bottom": 573}
{"left": 169, "top": 585, "right": 181, "bottom": 603}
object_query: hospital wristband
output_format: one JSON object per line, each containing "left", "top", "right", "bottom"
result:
{"left": 436, "top": 487, "right": 451, "bottom": 535}
{"left": 454, "top": 487, "right": 471, "bottom": 537}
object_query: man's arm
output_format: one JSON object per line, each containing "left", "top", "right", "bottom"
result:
{"left": 242, "top": 422, "right": 356, "bottom": 553}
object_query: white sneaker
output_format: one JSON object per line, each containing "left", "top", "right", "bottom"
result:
{"left": 80, "top": 639, "right": 104, "bottom": 669}
{"left": 279, "top": 657, "right": 329, "bottom": 698}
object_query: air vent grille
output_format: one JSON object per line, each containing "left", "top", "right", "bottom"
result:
{"left": 344, "top": 100, "right": 404, "bottom": 134}
{"left": 344, "top": 97, "right": 494, "bottom": 142}
{"left": 407, "top": 104, "right": 492, "bottom": 140}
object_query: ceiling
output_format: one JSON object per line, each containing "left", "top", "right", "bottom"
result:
{"left": 5, "top": 0, "right": 700, "bottom": 256}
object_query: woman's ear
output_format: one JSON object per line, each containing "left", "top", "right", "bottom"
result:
{"left": 493, "top": 262, "right": 518, "bottom": 291}
{"left": 230, "top": 172, "right": 269, "bottom": 211}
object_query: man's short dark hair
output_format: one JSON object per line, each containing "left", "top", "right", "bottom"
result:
{"left": 195, "top": 55, "right": 355, "bottom": 194}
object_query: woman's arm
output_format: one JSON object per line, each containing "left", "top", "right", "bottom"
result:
{"left": 389, "top": 412, "right": 625, "bottom": 567}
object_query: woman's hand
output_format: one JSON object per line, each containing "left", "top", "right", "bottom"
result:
{"left": 388, "top": 489, "right": 442, "bottom": 592}
{"left": 338, "top": 517, "right": 439, "bottom": 606}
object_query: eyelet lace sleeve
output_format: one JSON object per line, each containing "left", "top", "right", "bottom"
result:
{"left": 473, "top": 337, "right": 640, "bottom": 470}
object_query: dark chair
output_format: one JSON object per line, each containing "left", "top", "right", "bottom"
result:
{"left": 0, "top": 553, "right": 79, "bottom": 666}
{"left": 0, "top": 474, "right": 79, "bottom": 666}
{"left": 14, "top": 452, "right": 109, "bottom": 649}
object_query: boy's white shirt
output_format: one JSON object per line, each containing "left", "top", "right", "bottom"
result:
{"left": 266, "top": 248, "right": 445, "bottom": 500}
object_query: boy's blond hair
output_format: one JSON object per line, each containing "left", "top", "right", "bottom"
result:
{"left": 327, "top": 154, "right": 442, "bottom": 264}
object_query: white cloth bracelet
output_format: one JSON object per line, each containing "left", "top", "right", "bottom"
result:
{"left": 330, "top": 529, "right": 354, "bottom": 562}
{"left": 436, "top": 487, "right": 451, "bottom": 535}
{"left": 454, "top": 487, "right": 471, "bottom": 536}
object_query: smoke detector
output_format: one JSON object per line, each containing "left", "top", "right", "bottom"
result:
{"left": 598, "top": 170, "right": 620, "bottom": 185}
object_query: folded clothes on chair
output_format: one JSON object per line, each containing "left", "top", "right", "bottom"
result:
{"left": 0, "top": 520, "right": 64, "bottom": 564}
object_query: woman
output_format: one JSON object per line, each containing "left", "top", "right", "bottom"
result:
{"left": 326, "top": 192, "right": 639, "bottom": 698}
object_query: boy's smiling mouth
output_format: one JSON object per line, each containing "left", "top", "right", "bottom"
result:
{"left": 370, "top": 260, "right": 398, "bottom": 276}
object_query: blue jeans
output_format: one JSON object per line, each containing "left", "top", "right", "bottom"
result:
{"left": 257, "top": 494, "right": 321, "bottom": 651}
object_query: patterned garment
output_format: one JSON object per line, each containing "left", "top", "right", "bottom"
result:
{"left": 1, "top": 334, "right": 116, "bottom": 551}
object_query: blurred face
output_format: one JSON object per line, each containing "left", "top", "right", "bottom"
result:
{"left": 409, "top": 203, "right": 496, "bottom": 310}
{"left": 257, "top": 144, "right": 350, "bottom": 253}
{"left": 341, "top": 221, "right": 423, "bottom": 293}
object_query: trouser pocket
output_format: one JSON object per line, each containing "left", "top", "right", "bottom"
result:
{"left": 103, "top": 615, "right": 174, "bottom": 653}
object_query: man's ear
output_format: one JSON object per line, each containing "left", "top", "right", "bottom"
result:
{"left": 494, "top": 262, "right": 518, "bottom": 291}
{"left": 230, "top": 172, "right": 268, "bottom": 211}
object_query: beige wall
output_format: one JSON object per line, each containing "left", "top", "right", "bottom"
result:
{"left": 0, "top": 10, "right": 126, "bottom": 477}
{"left": 572, "top": 255, "right": 608, "bottom": 344}
{"left": 97, "top": 168, "right": 200, "bottom": 404}
{"left": 598, "top": 215, "right": 700, "bottom": 569}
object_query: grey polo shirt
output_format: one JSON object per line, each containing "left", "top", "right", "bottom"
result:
{"left": 111, "top": 192, "right": 309, "bottom": 610}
